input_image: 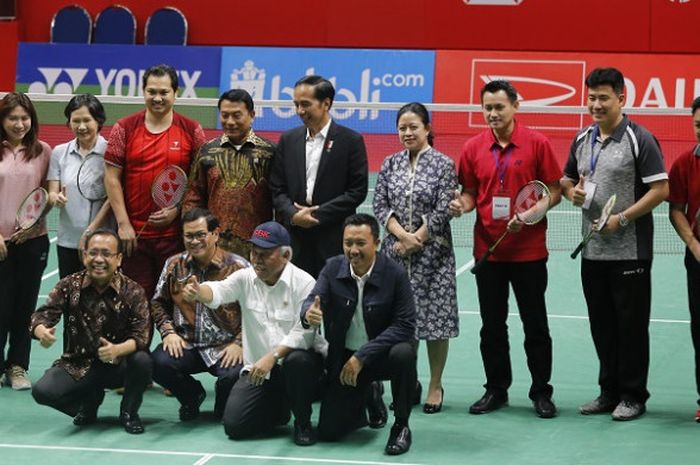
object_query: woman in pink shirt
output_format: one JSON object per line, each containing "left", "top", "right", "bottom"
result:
{"left": 0, "top": 92, "right": 52, "bottom": 391}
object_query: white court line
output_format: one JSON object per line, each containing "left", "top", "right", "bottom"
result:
{"left": 458, "top": 310, "right": 690, "bottom": 325}
{"left": 0, "top": 444, "right": 426, "bottom": 465}
{"left": 193, "top": 454, "right": 215, "bottom": 465}
{"left": 41, "top": 269, "right": 58, "bottom": 281}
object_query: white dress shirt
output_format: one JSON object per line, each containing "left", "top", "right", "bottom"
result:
{"left": 204, "top": 262, "right": 328, "bottom": 376}
{"left": 305, "top": 118, "right": 332, "bottom": 204}
{"left": 345, "top": 260, "right": 375, "bottom": 351}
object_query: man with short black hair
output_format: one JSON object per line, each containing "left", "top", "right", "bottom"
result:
{"left": 105, "top": 63, "right": 206, "bottom": 299}
{"left": 31, "top": 229, "right": 152, "bottom": 434}
{"left": 562, "top": 67, "right": 668, "bottom": 421}
{"left": 184, "top": 221, "right": 327, "bottom": 446}
{"left": 302, "top": 213, "right": 417, "bottom": 455}
{"left": 270, "top": 75, "right": 368, "bottom": 278}
{"left": 667, "top": 95, "right": 700, "bottom": 422}
{"left": 150, "top": 208, "right": 249, "bottom": 421}
{"left": 183, "top": 89, "right": 275, "bottom": 258}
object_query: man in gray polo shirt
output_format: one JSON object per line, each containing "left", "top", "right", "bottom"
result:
{"left": 561, "top": 67, "right": 668, "bottom": 421}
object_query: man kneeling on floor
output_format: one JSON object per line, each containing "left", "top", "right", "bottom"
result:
{"left": 302, "top": 213, "right": 418, "bottom": 455}
{"left": 151, "top": 208, "right": 249, "bottom": 421}
{"left": 31, "top": 229, "right": 152, "bottom": 434}
{"left": 183, "top": 221, "right": 327, "bottom": 445}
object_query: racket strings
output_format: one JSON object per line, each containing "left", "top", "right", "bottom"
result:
{"left": 152, "top": 166, "right": 188, "bottom": 209}
{"left": 77, "top": 156, "right": 107, "bottom": 201}
{"left": 514, "top": 183, "right": 550, "bottom": 225}
{"left": 17, "top": 188, "right": 48, "bottom": 229}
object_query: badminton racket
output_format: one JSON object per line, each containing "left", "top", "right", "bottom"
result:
{"left": 16, "top": 187, "right": 49, "bottom": 232}
{"left": 135, "top": 165, "right": 188, "bottom": 239}
{"left": 471, "top": 180, "right": 551, "bottom": 274}
{"left": 76, "top": 153, "right": 107, "bottom": 221}
{"left": 570, "top": 193, "right": 617, "bottom": 259}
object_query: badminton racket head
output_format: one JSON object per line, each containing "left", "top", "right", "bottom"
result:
{"left": 16, "top": 187, "right": 48, "bottom": 230}
{"left": 76, "top": 153, "right": 107, "bottom": 201}
{"left": 513, "top": 180, "right": 551, "bottom": 225}
{"left": 594, "top": 194, "right": 617, "bottom": 232}
{"left": 151, "top": 165, "right": 188, "bottom": 209}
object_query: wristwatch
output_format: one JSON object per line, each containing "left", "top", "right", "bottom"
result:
{"left": 272, "top": 350, "right": 282, "bottom": 361}
{"left": 618, "top": 212, "right": 629, "bottom": 228}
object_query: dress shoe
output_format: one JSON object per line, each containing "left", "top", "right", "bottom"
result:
{"left": 119, "top": 411, "right": 145, "bottom": 434}
{"left": 179, "top": 391, "right": 206, "bottom": 421}
{"left": 423, "top": 387, "right": 444, "bottom": 414}
{"left": 469, "top": 391, "right": 508, "bottom": 414}
{"left": 293, "top": 421, "right": 317, "bottom": 446}
{"left": 385, "top": 424, "right": 412, "bottom": 455}
{"left": 611, "top": 400, "right": 646, "bottom": 421}
{"left": 367, "top": 381, "right": 388, "bottom": 429}
{"left": 533, "top": 396, "right": 557, "bottom": 418}
{"left": 73, "top": 390, "right": 105, "bottom": 426}
{"left": 579, "top": 395, "right": 617, "bottom": 415}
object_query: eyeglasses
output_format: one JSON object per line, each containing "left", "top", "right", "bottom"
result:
{"left": 85, "top": 249, "right": 119, "bottom": 259}
{"left": 184, "top": 231, "right": 210, "bottom": 242}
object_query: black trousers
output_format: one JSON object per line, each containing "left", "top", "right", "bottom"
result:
{"left": 581, "top": 259, "right": 651, "bottom": 403}
{"left": 57, "top": 245, "right": 84, "bottom": 279}
{"left": 318, "top": 342, "right": 417, "bottom": 441}
{"left": 32, "top": 351, "right": 152, "bottom": 417}
{"left": 223, "top": 349, "right": 323, "bottom": 439}
{"left": 151, "top": 343, "right": 242, "bottom": 417}
{"left": 684, "top": 250, "right": 700, "bottom": 405}
{"left": 0, "top": 235, "right": 49, "bottom": 371}
{"left": 474, "top": 259, "right": 553, "bottom": 400}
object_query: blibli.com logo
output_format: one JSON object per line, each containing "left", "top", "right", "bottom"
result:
{"left": 26, "top": 67, "right": 202, "bottom": 97}
{"left": 228, "top": 60, "right": 426, "bottom": 121}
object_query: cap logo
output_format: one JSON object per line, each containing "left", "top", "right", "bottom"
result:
{"left": 253, "top": 229, "right": 270, "bottom": 238}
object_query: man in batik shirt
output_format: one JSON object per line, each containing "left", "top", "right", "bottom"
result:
{"left": 31, "top": 229, "right": 152, "bottom": 434}
{"left": 151, "top": 208, "right": 249, "bottom": 420}
{"left": 183, "top": 89, "right": 275, "bottom": 258}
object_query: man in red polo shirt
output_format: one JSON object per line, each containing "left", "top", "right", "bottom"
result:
{"left": 105, "top": 63, "right": 206, "bottom": 299}
{"left": 449, "top": 80, "right": 561, "bottom": 418}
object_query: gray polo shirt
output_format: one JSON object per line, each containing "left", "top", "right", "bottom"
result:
{"left": 563, "top": 116, "right": 667, "bottom": 261}
{"left": 47, "top": 136, "right": 108, "bottom": 248}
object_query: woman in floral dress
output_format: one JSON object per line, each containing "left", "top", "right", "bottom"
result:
{"left": 373, "top": 102, "right": 459, "bottom": 414}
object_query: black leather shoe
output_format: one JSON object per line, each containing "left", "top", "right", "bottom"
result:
{"left": 423, "top": 387, "right": 444, "bottom": 414}
{"left": 367, "top": 381, "right": 388, "bottom": 429}
{"left": 385, "top": 424, "right": 412, "bottom": 455}
{"left": 469, "top": 391, "right": 508, "bottom": 414}
{"left": 533, "top": 396, "right": 557, "bottom": 418}
{"left": 179, "top": 391, "right": 206, "bottom": 421}
{"left": 73, "top": 390, "right": 105, "bottom": 426}
{"left": 119, "top": 411, "right": 145, "bottom": 434}
{"left": 293, "top": 421, "right": 317, "bottom": 446}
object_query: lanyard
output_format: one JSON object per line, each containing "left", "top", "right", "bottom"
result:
{"left": 491, "top": 145, "right": 513, "bottom": 189}
{"left": 589, "top": 126, "right": 604, "bottom": 176}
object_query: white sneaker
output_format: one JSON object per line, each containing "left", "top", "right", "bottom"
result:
{"left": 5, "top": 365, "right": 31, "bottom": 391}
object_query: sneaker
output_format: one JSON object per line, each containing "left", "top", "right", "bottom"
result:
{"left": 4, "top": 366, "right": 31, "bottom": 391}
{"left": 611, "top": 400, "right": 646, "bottom": 421}
{"left": 579, "top": 395, "right": 617, "bottom": 415}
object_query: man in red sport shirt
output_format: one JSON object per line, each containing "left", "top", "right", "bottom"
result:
{"left": 449, "top": 80, "right": 561, "bottom": 419}
{"left": 104, "top": 63, "right": 206, "bottom": 299}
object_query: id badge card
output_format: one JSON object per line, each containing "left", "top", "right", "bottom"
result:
{"left": 492, "top": 195, "right": 511, "bottom": 220}
{"left": 582, "top": 181, "right": 597, "bottom": 210}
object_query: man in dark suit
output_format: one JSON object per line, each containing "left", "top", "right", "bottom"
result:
{"left": 301, "top": 214, "right": 417, "bottom": 455}
{"left": 270, "top": 75, "right": 368, "bottom": 278}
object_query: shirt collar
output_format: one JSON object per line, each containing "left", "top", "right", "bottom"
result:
{"left": 306, "top": 118, "right": 332, "bottom": 141}
{"left": 593, "top": 114, "right": 629, "bottom": 143}
{"left": 489, "top": 120, "right": 521, "bottom": 149}
{"left": 2, "top": 140, "right": 25, "bottom": 152}
{"left": 220, "top": 129, "right": 258, "bottom": 149}
{"left": 81, "top": 270, "right": 122, "bottom": 293}
{"left": 350, "top": 258, "right": 376, "bottom": 283}
{"left": 188, "top": 247, "right": 226, "bottom": 272}
{"left": 693, "top": 145, "right": 700, "bottom": 157}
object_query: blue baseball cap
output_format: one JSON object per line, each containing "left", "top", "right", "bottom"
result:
{"left": 249, "top": 221, "right": 291, "bottom": 248}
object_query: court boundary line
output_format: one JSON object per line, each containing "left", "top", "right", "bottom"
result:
{"left": 0, "top": 444, "right": 427, "bottom": 465}
{"left": 458, "top": 310, "right": 690, "bottom": 325}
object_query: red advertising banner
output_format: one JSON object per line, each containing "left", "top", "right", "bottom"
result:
{"left": 433, "top": 50, "right": 699, "bottom": 168}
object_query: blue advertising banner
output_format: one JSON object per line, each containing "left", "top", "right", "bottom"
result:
{"left": 16, "top": 43, "right": 221, "bottom": 98}
{"left": 219, "top": 46, "right": 435, "bottom": 133}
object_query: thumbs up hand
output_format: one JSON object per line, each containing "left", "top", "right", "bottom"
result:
{"left": 305, "top": 295, "right": 323, "bottom": 328}
{"left": 182, "top": 275, "right": 201, "bottom": 303}
{"left": 97, "top": 337, "right": 120, "bottom": 365}
{"left": 448, "top": 189, "right": 464, "bottom": 217}
{"left": 571, "top": 175, "right": 587, "bottom": 207}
